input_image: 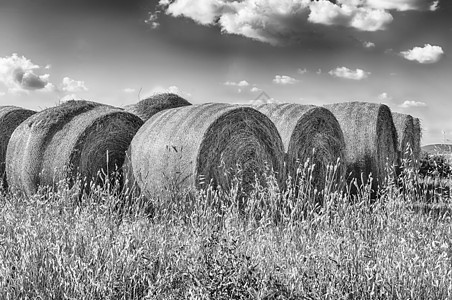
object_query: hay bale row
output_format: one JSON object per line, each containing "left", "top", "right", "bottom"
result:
{"left": 124, "top": 93, "right": 191, "bottom": 122}
{"left": 6, "top": 100, "right": 143, "bottom": 197}
{"left": 0, "top": 106, "right": 36, "bottom": 190}
{"left": 127, "top": 103, "right": 285, "bottom": 198}
{"left": 251, "top": 103, "right": 346, "bottom": 194}
{"left": 323, "top": 102, "right": 398, "bottom": 193}
{"left": 3, "top": 97, "right": 422, "bottom": 202}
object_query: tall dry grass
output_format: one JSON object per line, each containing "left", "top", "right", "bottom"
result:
{"left": 1, "top": 152, "right": 451, "bottom": 299}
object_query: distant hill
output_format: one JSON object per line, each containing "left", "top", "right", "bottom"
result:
{"left": 422, "top": 144, "right": 452, "bottom": 155}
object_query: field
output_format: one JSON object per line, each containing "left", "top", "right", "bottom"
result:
{"left": 1, "top": 162, "right": 452, "bottom": 299}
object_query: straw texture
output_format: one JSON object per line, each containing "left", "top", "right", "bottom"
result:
{"left": 324, "top": 102, "right": 398, "bottom": 192}
{"left": 124, "top": 93, "right": 191, "bottom": 121}
{"left": 6, "top": 100, "right": 143, "bottom": 197}
{"left": 392, "top": 112, "right": 416, "bottom": 161}
{"left": 413, "top": 118, "right": 422, "bottom": 162}
{"left": 0, "top": 106, "right": 36, "bottom": 190}
{"left": 128, "top": 103, "right": 285, "bottom": 197}
{"left": 252, "top": 103, "right": 346, "bottom": 193}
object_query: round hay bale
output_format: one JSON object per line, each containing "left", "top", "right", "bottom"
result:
{"left": 6, "top": 100, "right": 143, "bottom": 197}
{"left": 0, "top": 106, "right": 36, "bottom": 190}
{"left": 124, "top": 93, "right": 191, "bottom": 121}
{"left": 252, "top": 103, "right": 346, "bottom": 194}
{"left": 413, "top": 117, "right": 422, "bottom": 162}
{"left": 128, "top": 103, "right": 285, "bottom": 197}
{"left": 122, "top": 93, "right": 191, "bottom": 196}
{"left": 323, "top": 102, "right": 398, "bottom": 193}
{"left": 392, "top": 112, "right": 415, "bottom": 161}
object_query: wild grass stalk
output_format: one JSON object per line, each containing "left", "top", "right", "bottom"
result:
{"left": 1, "top": 154, "right": 452, "bottom": 299}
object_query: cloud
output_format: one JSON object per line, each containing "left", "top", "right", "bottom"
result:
{"left": 250, "top": 87, "right": 262, "bottom": 93}
{"left": 430, "top": 0, "right": 439, "bottom": 11}
{"left": 123, "top": 88, "right": 136, "bottom": 93}
{"left": 273, "top": 75, "right": 299, "bottom": 85}
{"left": 163, "top": 0, "right": 221, "bottom": 25}
{"left": 0, "top": 91, "right": 5, "bottom": 97}
{"left": 363, "top": 41, "right": 376, "bottom": 48}
{"left": 60, "top": 94, "right": 84, "bottom": 102}
{"left": 168, "top": 85, "right": 181, "bottom": 94}
{"left": 157, "top": 0, "right": 439, "bottom": 45}
{"left": 308, "top": 1, "right": 393, "bottom": 31}
{"left": 224, "top": 80, "right": 250, "bottom": 87}
{"left": 329, "top": 66, "right": 370, "bottom": 80}
{"left": 399, "top": 100, "right": 427, "bottom": 108}
{"left": 143, "top": 85, "right": 192, "bottom": 99}
{"left": 378, "top": 92, "right": 392, "bottom": 101}
{"left": 0, "top": 53, "right": 54, "bottom": 93}
{"left": 62, "top": 77, "right": 88, "bottom": 92}
{"left": 148, "top": 85, "right": 177, "bottom": 94}
{"left": 39, "top": 82, "right": 56, "bottom": 93}
{"left": 145, "top": 12, "right": 160, "bottom": 29}
{"left": 297, "top": 68, "right": 308, "bottom": 75}
{"left": 364, "top": 0, "right": 439, "bottom": 12}
{"left": 225, "top": 80, "right": 251, "bottom": 93}
{"left": 18, "top": 71, "right": 49, "bottom": 90}
{"left": 400, "top": 44, "right": 444, "bottom": 64}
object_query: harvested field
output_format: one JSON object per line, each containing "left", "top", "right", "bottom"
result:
{"left": 0, "top": 106, "right": 36, "bottom": 190}
{"left": 128, "top": 103, "right": 285, "bottom": 197}
{"left": 6, "top": 100, "right": 143, "bottom": 197}
{"left": 124, "top": 93, "right": 191, "bottom": 121}
{"left": 324, "top": 102, "right": 398, "bottom": 194}
{"left": 252, "top": 103, "right": 346, "bottom": 195}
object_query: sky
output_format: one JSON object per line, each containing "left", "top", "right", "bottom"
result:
{"left": 0, "top": 0, "right": 451, "bottom": 145}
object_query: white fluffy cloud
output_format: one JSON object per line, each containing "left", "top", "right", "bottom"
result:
{"left": 363, "top": 41, "right": 376, "bottom": 48}
{"left": 0, "top": 53, "right": 54, "bottom": 93}
{"left": 145, "top": 12, "right": 161, "bottom": 29}
{"left": 157, "top": 0, "right": 436, "bottom": 45}
{"left": 60, "top": 94, "right": 84, "bottom": 102}
{"left": 400, "top": 44, "right": 444, "bottom": 64}
{"left": 297, "top": 68, "right": 308, "bottom": 75}
{"left": 143, "top": 85, "right": 192, "bottom": 99}
{"left": 224, "top": 80, "right": 250, "bottom": 87}
{"left": 399, "top": 100, "right": 427, "bottom": 108}
{"left": 62, "top": 77, "right": 88, "bottom": 92}
{"left": 378, "top": 92, "right": 392, "bottom": 101}
{"left": 164, "top": 0, "right": 221, "bottom": 25}
{"left": 250, "top": 87, "right": 262, "bottom": 93}
{"left": 430, "top": 1, "right": 440, "bottom": 11}
{"left": 273, "top": 75, "right": 299, "bottom": 85}
{"left": 0, "top": 91, "right": 5, "bottom": 97}
{"left": 308, "top": 1, "right": 393, "bottom": 31}
{"left": 123, "top": 88, "right": 136, "bottom": 93}
{"left": 168, "top": 86, "right": 181, "bottom": 94}
{"left": 364, "top": 0, "right": 439, "bottom": 12}
{"left": 153, "top": 85, "right": 181, "bottom": 94}
{"left": 329, "top": 67, "right": 370, "bottom": 80}
{"left": 225, "top": 80, "right": 253, "bottom": 93}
